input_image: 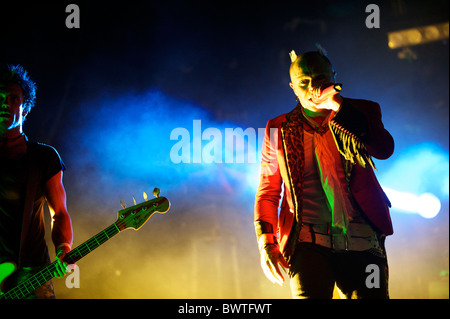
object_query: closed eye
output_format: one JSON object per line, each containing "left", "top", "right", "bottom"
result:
{"left": 299, "top": 79, "right": 310, "bottom": 87}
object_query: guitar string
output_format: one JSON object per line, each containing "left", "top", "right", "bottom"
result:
{"left": 66, "top": 224, "right": 119, "bottom": 263}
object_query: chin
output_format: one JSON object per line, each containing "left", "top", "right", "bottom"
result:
{"left": 303, "top": 104, "right": 320, "bottom": 112}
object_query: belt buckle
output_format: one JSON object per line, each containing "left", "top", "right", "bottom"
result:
{"left": 331, "top": 234, "right": 348, "bottom": 251}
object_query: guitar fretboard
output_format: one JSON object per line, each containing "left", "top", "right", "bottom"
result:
{"left": 1, "top": 223, "right": 121, "bottom": 299}
{"left": 64, "top": 223, "right": 120, "bottom": 264}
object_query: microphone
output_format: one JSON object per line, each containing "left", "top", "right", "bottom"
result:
{"left": 311, "top": 83, "right": 342, "bottom": 104}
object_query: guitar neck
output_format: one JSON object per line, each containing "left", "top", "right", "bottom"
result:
{"left": 64, "top": 223, "right": 120, "bottom": 264}
{"left": 1, "top": 222, "right": 121, "bottom": 299}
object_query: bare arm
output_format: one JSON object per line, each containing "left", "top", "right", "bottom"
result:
{"left": 45, "top": 171, "right": 73, "bottom": 277}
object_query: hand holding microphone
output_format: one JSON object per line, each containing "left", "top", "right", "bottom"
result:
{"left": 311, "top": 83, "right": 343, "bottom": 104}
{"left": 309, "top": 83, "right": 343, "bottom": 111}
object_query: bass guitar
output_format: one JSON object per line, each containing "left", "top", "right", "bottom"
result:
{"left": 0, "top": 188, "right": 170, "bottom": 299}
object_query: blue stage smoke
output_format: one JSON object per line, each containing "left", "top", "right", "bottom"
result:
{"left": 378, "top": 142, "right": 449, "bottom": 218}
{"left": 63, "top": 89, "right": 263, "bottom": 211}
{"left": 379, "top": 142, "right": 449, "bottom": 199}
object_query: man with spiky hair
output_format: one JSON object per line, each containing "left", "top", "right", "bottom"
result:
{"left": 254, "top": 47, "right": 394, "bottom": 298}
{"left": 0, "top": 64, "right": 73, "bottom": 298}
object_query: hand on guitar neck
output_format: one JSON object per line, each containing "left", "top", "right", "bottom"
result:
{"left": 55, "top": 243, "right": 74, "bottom": 278}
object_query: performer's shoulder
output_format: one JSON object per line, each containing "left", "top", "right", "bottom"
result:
{"left": 267, "top": 112, "right": 289, "bottom": 127}
{"left": 343, "top": 97, "right": 380, "bottom": 108}
{"left": 27, "top": 140, "right": 61, "bottom": 156}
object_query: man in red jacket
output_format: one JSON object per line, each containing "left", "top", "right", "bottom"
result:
{"left": 254, "top": 48, "right": 394, "bottom": 299}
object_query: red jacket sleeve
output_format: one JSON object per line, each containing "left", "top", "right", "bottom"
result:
{"left": 254, "top": 119, "right": 283, "bottom": 240}
{"left": 329, "top": 98, "right": 394, "bottom": 170}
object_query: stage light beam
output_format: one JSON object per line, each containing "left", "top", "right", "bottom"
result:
{"left": 382, "top": 187, "right": 441, "bottom": 219}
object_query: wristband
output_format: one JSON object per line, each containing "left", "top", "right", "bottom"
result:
{"left": 255, "top": 220, "right": 274, "bottom": 239}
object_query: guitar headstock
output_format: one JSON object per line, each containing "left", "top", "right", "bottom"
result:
{"left": 115, "top": 188, "right": 170, "bottom": 231}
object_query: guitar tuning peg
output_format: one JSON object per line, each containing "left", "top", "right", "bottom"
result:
{"left": 143, "top": 192, "right": 148, "bottom": 201}
{"left": 152, "top": 188, "right": 160, "bottom": 198}
{"left": 132, "top": 196, "right": 137, "bottom": 206}
{"left": 120, "top": 200, "right": 126, "bottom": 209}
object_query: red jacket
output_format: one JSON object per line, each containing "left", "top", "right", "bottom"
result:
{"left": 254, "top": 98, "right": 394, "bottom": 259}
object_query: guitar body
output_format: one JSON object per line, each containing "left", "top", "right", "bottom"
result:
{"left": 0, "top": 262, "right": 16, "bottom": 294}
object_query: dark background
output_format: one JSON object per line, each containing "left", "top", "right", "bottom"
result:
{"left": 1, "top": 0, "right": 448, "bottom": 298}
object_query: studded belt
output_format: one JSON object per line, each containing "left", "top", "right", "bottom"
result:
{"left": 298, "top": 222, "right": 382, "bottom": 252}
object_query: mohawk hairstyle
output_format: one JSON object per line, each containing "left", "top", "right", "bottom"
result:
{"left": 0, "top": 64, "right": 37, "bottom": 114}
{"left": 289, "top": 44, "right": 336, "bottom": 79}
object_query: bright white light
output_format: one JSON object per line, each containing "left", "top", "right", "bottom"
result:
{"left": 417, "top": 193, "right": 441, "bottom": 219}
{"left": 382, "top": 187, "right": 441, "bottom": 218}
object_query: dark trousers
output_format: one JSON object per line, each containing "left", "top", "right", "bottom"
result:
{"left": 289, "top": 242, "right": 389, "bottom": 299}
